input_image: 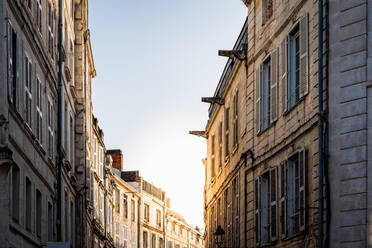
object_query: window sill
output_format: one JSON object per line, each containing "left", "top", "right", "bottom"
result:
{"left": 283, "top": 95, "right": 306, "bottom": 116}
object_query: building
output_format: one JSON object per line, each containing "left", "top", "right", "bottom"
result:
{"left": 202, "top": 20, "right": 248, "bottom": 248}
{"left": 201, "top": 0, "right": 326, "bottom": 247}
{"left": 110, "top": 149, "right": 140, "bottom": 248}
{"left": 0, "top": 0, "right": 77, "bottom": 246}
{"left": 201, "top": 0, "right": 372, "bottom": 247}
{"left": 165, "top": 208, "right": 204, "bottom": 248}
{"left": 328, "top": 1, "right": 372, "bottom": 247}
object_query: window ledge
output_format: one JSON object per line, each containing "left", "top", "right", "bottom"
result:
{"left": 283, "top": 95, "right": 306, "bottom": 116}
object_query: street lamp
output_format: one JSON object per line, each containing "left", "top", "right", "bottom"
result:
{"left": 213, "top": 225, "right": 225, "bottom": 248}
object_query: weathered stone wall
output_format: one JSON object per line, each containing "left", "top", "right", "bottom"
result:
{"left": 328, "top": 0, "right": 372, "bottom": 246}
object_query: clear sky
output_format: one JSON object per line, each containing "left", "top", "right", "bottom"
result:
{"left": 88, "top": 0, "right": 247, "bottom": 229}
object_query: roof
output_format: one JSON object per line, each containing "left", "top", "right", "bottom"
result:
{"left": 206, "top": 18, "right": 248, "bottom": 128}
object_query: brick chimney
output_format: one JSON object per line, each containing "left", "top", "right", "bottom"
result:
{"left": 107, "top": 149, "right": 123, "bottom": 171}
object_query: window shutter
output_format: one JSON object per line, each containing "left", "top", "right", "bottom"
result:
{"left": 280, "top": 37, "right": 288, "bottom": 114}
{"left": 270, "top": 48, "right": 278, "bottom": 123}
{"left": 254, "top": 178, "right": 261, "bottom": 245}
{"left": 299, "top": 149, "right": 306, "bottom": 231}
{"left": 255, "top": 65, "right": 262, "bottom": 133}
{"left": 270, "top": 167, "right": 278, "bottom": 241}
{"left": 6, "top": 20, "right": 12, "bottom": 103}
{"left": 299, "top": 14, "right": 309, "bottom": 98}
{"left": 280, "top": 161, "right": 287, "bottom": 238}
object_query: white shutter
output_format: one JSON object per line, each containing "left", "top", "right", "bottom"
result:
{"left": 280, "top": 37, "right": 288, "bottom": 114}
{"left": 280, "top": 161, "right": 287, "bottom": 238}
{"left": 299, "top": 14, "right": 309, "bottom": 98}
{"left": 255, "top": 65, "right": 262, "bottom": 133}
{"left": 270, "top": 48, "right": 279, "bottom": 123}
{"left": 299, "top": 149, "right": 306, "bottom": 231}
{"left": 270, "top": 167, "right": 278, "bottom": 241}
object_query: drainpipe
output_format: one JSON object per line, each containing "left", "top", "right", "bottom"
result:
{"left": 56, "top": 0, "right": 64, "bottom": 242}
{"left": 318, "top": 0, "right": 324, "bottom": 247}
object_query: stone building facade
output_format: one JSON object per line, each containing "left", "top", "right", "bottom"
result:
{"left": 328, "top": 0, "right": 372, "bottom": 247}
{"left": 0, "top": 0, "right": 78, "bottom": 246}
{"left": 203, "top": 0, "right": 326, "bottom": 247}
{"left": 165, "top": 209, "right": 204, "bottom": 248}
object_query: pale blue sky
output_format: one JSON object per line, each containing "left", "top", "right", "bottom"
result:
{"left": 89, "top": 0, "right": 247, "bottom": 228}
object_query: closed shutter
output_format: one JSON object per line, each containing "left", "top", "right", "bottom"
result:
{"left": 280, "top": 37, "right": 288, "bottom": 114}
{"left": 270, "top": 167, "right": 278, "bottom": 241}
{"left": 280, "top": 161, "right": 287, "bottom": 238}
{"left": 270, "top": 48, "right": 278, "bottom": 123}
{"left": 254, "top": 178, "right": 261, "bottom": 245}
{"left": 6, "top": 20, "right": 12, "bottom": 103}
{"left": 299, "top": 14, "right": 309, "bottom": 98}
{"left": 255, "top": 66, "right": 262, "bottom": 134}
{"left": 299, "top": 149, "right": 306, "bottom": 231}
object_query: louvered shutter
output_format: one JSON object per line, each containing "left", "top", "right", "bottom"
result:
{"left": 15, "top": 31, "right": 19, "bottom": 108}
{"left": 255, "top": 66, "right": 262, "bottom": 133}
{"left": 280, "top": 161, "right": 287, "bottom": 238}
{"left": 255, "top": 177, "right": 261, "bottom": 245}
{"left": 270, "top": 167, "right": 278, "bottom": 241}
{"left": 270, "top": 48, "right": 279, "bottom": 123}
{"left": 280, "top": 37, "right": 288, "bottom": 114}
{"left": 299, "top": 14, "right": 309, "bottom": 98}
{"left": 6, "top": 20, "right": 12, "bottom": 102}
{"left": 299, "top": 149, "right": 306, "bottom": 231}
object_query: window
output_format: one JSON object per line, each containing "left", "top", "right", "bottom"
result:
{"left": 211, "top": 135, "right": 215, "bottom": 178}
{"left": 24, "top": 55, "right": 32, "bottom": 127}
{"left": 143, "top": 231, "right": 148, "bottom": 248}
{"left": 64, "top": 101, "right": 68, "bottom": 152}
{"left": 36, "top": 77, "right": 43, "bottom": 144}
{"left": 99, "top": 146, "right": 104, "bottom": 179}
{"left": 36, "top": 189, "right": 42, "bottom": 238}
{"left": 159, "top": 238, "right": 164, "bottom": 248}
{"left": 255, "top": 168, "right": 277, "bottom": 245}
{"left": 232, "top": 177, "right": 240, "bottom": 247}
{"left": 224, "top": 108, "right": 230, "bottom": 158}
{"left": 47, "top": 98, "right": 54, "bottom": 159}
{"left": 93, "top": 136, "right": 97, "bottom": 170}
{"left": 152, "top": 234, "right": 156, "bottom": 248}
{"left": 167, "top": 241, "right": 173, "bottom": 248}
{"left": 256, "top": 49, "right": 278, "bottom": 133}
{"left": 70, "top": 115, "right": 74, "bottom": 164}
{"left": 282, "top": 15, "right": 308, "bottom": 112}
{"left": 262, "top": 0, "right": 273, "bottom": 25}
{"left": 70, "top": 201, "right": 74, "bottom": 245}
{"left": 131, "top": 199, "right": 135, "bottom": 222}
{"left": 144, "top": 204, "right": 149, "bottom": 222}
{"left": 25, "top": 177, "right": 32, "bottom": 231}
{"left": 233, "top": 91, "right": 239, "bottom": 147}
{"left": 65, "top": 191, "right": 69, "bottom": 242}
{"left": 36, "top": 0, "right": 42, "bottom": 34}
{"left": 156, "top": 210, "right": 161, "bottom": 227}
{"left": 218, "top": 122, "right": 222, "bottom": 168}
{"left": 123, "top": 194, "right": 128, "bottom": 218}
{"left": 172, "top": 222, "right": 175, "bottom": 233}
{"left": 6, "top": 20, "right": 18, "bottom": 106}
{"left": 12, "top": 165, "right": 20, "bottom": 222}
{"left": 99, "top": 193, "right": 103, "bottom": 223}
{"left": 280, "top": 149, "right": 306, "bottom": 238}
{"left": 47, "top": 2, "right": 55, "bottom": 58}
{"left": 48, "top": 202, "right": 53, "bottom": 241}
{"left": 175, "top": 244, "right": 180, "bottom": 248}
{"left": 123, "top": 225, "right": 128, "bottom": 248}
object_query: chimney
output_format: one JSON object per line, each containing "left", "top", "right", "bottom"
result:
{"left": 107, "top": 149, "right": 123, "bottom": 171}
{"left": 166, "top": 198, "right": 171, "bottom": 208}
